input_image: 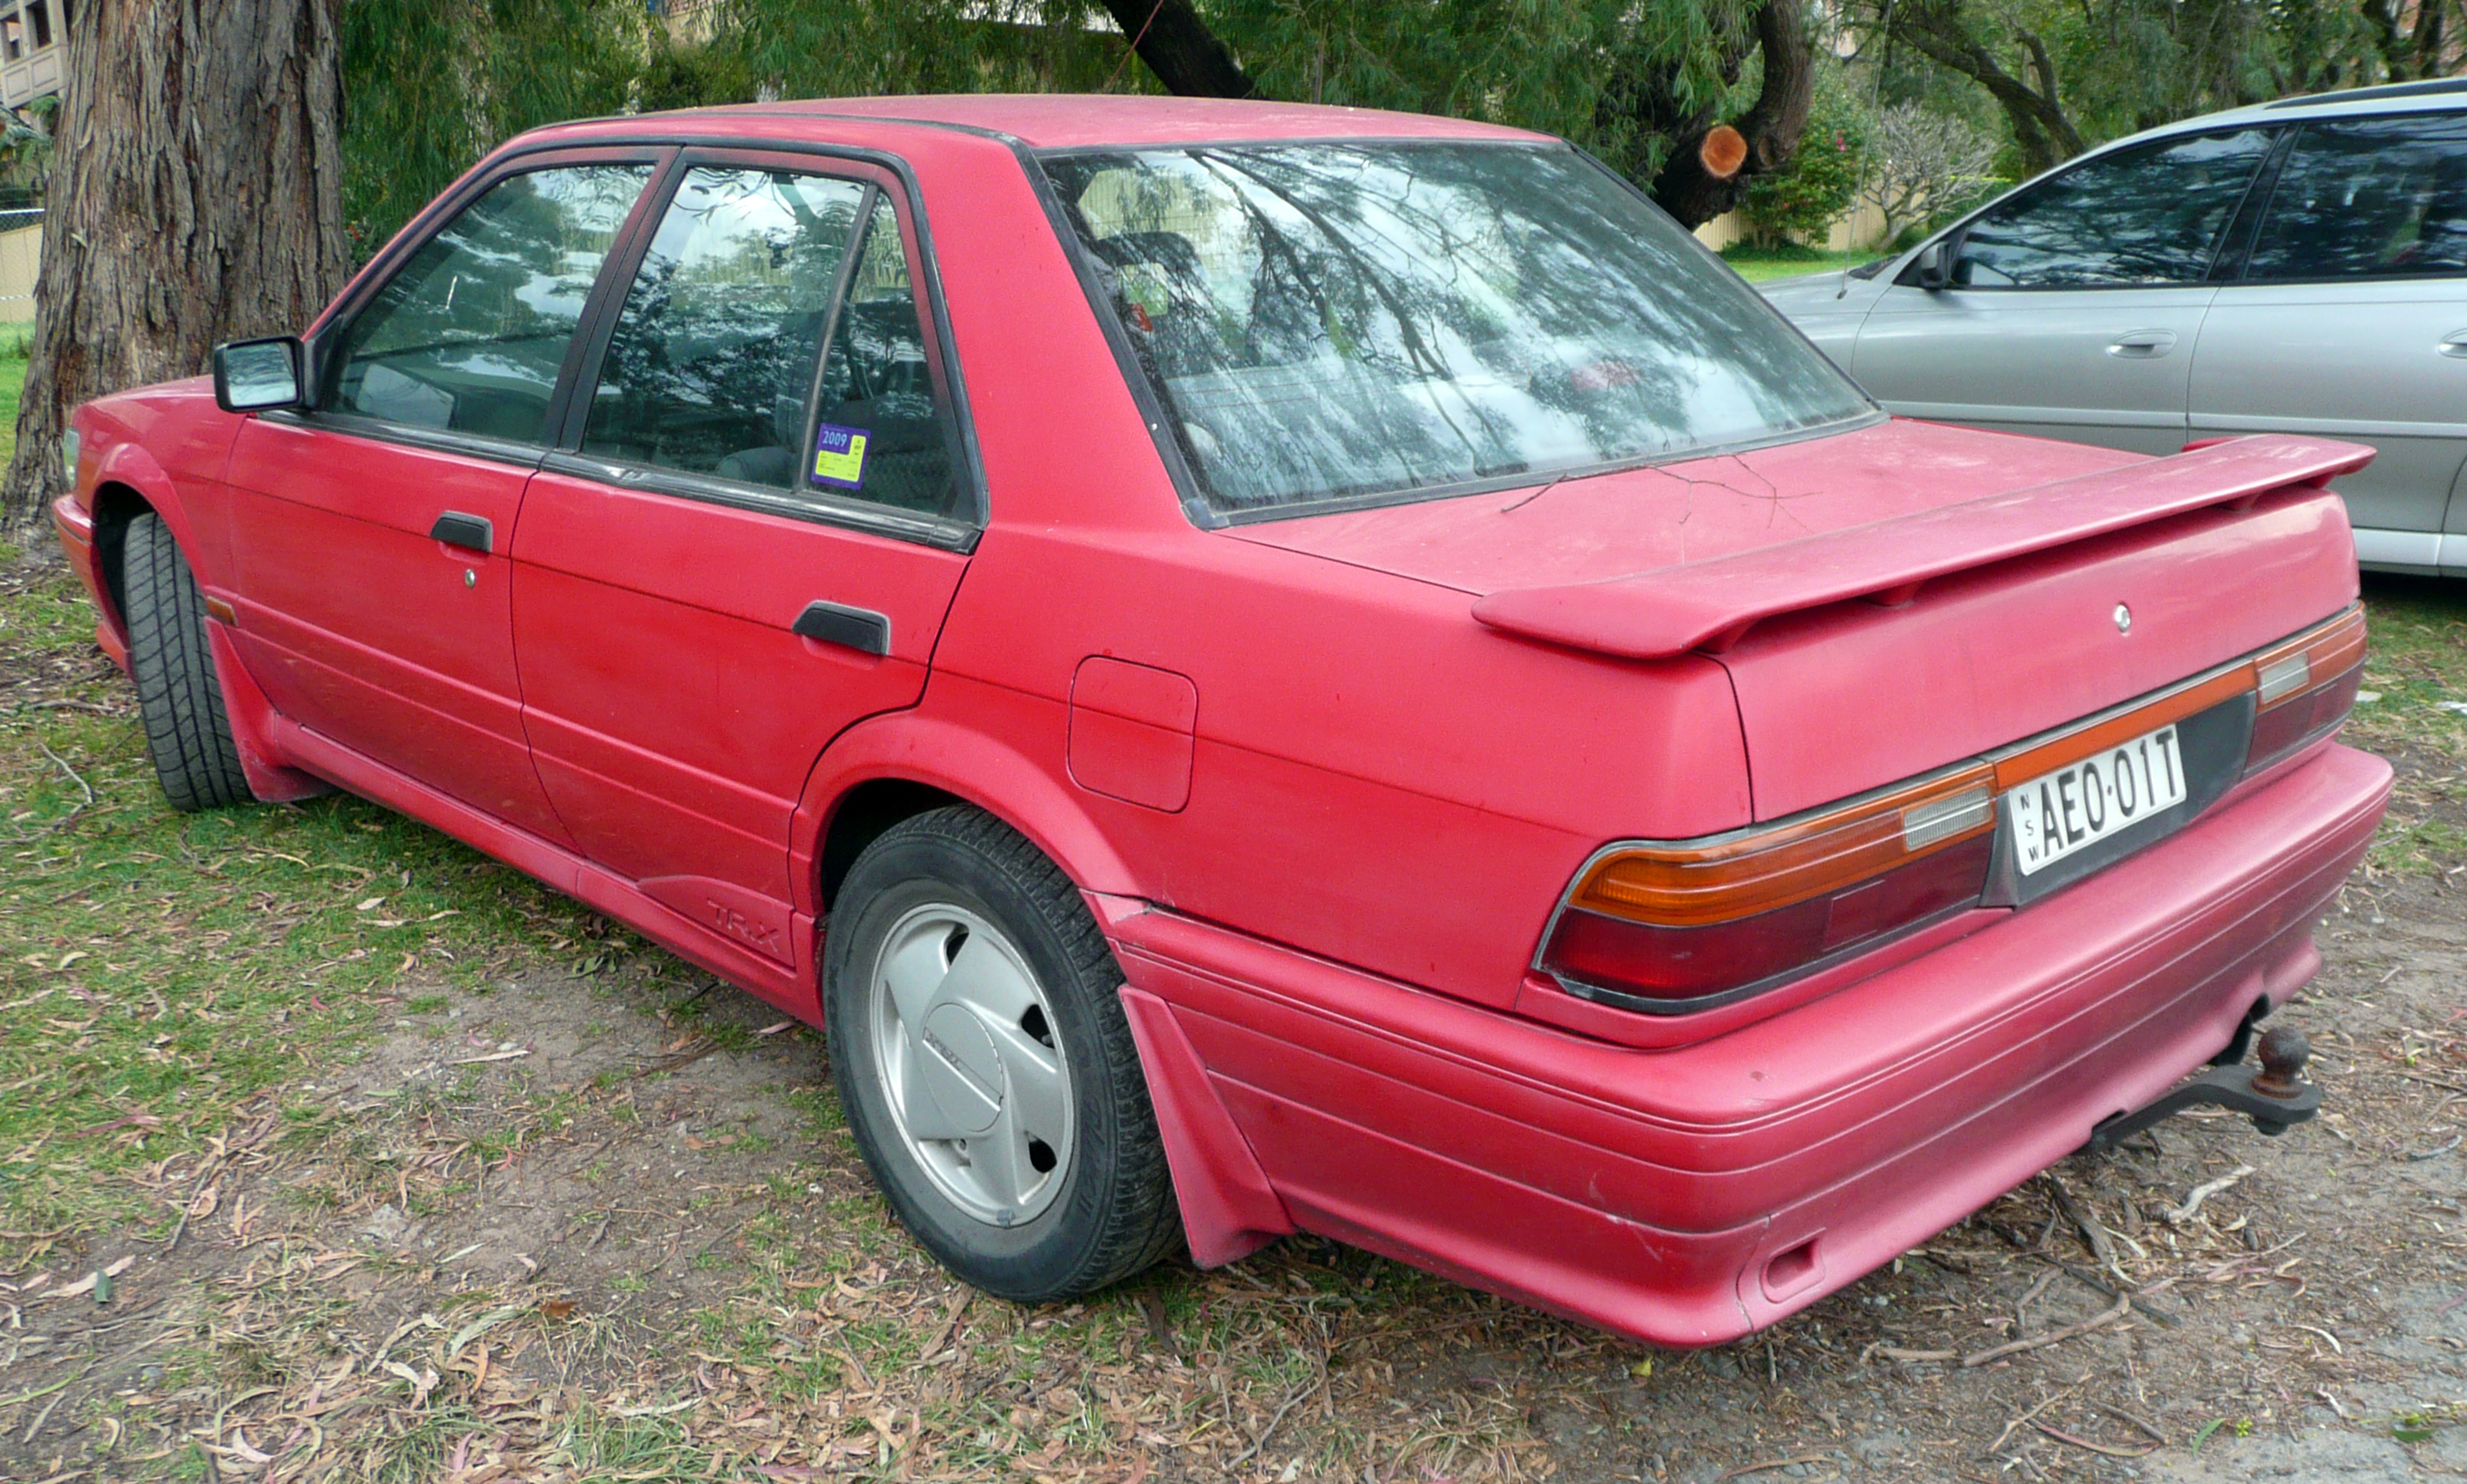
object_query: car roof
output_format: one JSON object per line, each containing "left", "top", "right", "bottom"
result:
{"left": 532, "top": 94, "right": 1555, "bottom": 152}
{"left": 2132, "top": 76, "right": 2467, "bottom": 138}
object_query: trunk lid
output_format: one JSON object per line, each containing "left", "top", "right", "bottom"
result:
{"left": 1229, "top": 420, "right": 2369, "bottom": 820}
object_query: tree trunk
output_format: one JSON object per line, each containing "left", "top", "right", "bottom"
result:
{"left": 1093, "top": 0, "right": 1254, "bottom": 98}
{"left": 1649, "top": 0, "right": 1815, "bottom": 226}
{"left": 2, "top": 0, "right": 349, "bottom": 534}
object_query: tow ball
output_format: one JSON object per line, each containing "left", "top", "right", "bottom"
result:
{"left": 2084, "top": 1026, "right": 2322, "bottom": 1155}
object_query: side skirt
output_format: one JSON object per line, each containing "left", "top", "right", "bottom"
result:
{"left": 262, "top": 712, "right": 823, "bottom": 1027}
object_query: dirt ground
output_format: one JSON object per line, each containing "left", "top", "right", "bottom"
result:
{"left": 3, "top": 561, "right": 2465, "bottom": 1481}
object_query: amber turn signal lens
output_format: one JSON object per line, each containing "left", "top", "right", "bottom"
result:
{"left": 1568, "top": 764, "right": 1997, "bottom": 930}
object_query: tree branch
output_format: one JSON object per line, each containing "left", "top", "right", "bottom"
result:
{"left": 1646, "top": 0, "right": 1815, "bottom": 226}
{"left": 1092, "top": 0, "right": 1253, "bottom": 98}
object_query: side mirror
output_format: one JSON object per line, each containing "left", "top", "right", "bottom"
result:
{"left": 212, "top": 336, "right": 306, "bottom": 413}
{"left": 1912, "top": 240, "right": 1952, "bottom": 292}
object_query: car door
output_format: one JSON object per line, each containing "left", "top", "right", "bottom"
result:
{"left": 1850, "top": 128, "right": 2278, "bottom": 455}
{"left": 510, "top": 154, "right": 976, "bottom": 971}
{"left": 221, "top": 153, "right": 661, "bottom": 839}
{"left": 2188, "top": 111, "right": 2467, "bottom": 569}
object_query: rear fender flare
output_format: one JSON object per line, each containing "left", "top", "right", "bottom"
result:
{"left": 788, "top": 710, "right": 1140, "bottom": 921}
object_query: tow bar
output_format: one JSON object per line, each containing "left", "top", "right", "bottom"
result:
{"left": 2085, "top": 1026, "right": 2322, "bottom": 1155}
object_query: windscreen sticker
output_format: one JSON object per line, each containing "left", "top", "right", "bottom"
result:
{"left": 810, "top": 423, "right": 869, "bottom": 490}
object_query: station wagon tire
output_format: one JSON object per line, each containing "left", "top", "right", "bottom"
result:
{"left": 121, "top": 512, "right": 253, "bottom": 813}
{"left": 824, "top": 806, "right": 1180, "bottom": 1301}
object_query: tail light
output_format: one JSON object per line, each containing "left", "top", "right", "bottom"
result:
{"left": 2244, "top": 608, "right": 2366, "bottom": 775}
{"left": 1538, "top": 766, "right": 1997, "bottom": 1013}
{"left": 1542, "top": 606, "right": 2366, "bottom": 1015}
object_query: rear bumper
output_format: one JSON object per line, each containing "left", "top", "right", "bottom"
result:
{"left": 1112, "top": 741, "right": 2391, "bottom": 1346}
{"left": 51, "top": 493, "right": 129, "bottom": 673}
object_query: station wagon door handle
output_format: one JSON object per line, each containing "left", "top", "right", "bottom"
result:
{"left": 429, "top": 511, "right": 493, "bottom": 554}
{"left": 2105, "top": 329, "right": 2177, "bottom": 358}
{"left": 2439, "top": 331, "right": 2467, "bottom": 359}
{"left": 791, "top": 599, "right": 891, "bottom": 658}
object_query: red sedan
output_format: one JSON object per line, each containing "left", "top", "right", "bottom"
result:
{"left": 53, "top": 96, "right": 2388, "bottom": 1346}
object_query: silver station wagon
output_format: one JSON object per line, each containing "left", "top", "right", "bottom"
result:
{"left": 1761, "top": 78, "right": 2467, "bottom": 577}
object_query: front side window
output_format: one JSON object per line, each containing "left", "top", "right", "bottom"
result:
{"left": 1041, "top": 144, "right": 1872, "bottom": 520}
{"left": 2246, "top": 116, "right": 2467, "bottom": 280}
{"left": 1953, "top": 129, "right": 2275, "bottom": 288}
{"left": 583, "top": 166, "right": 869, "bottom": 489}
{"left": 325, "top": 163, "right": 652, "bottom": 442}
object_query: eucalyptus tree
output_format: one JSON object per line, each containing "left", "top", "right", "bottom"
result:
{"left": 2, "top": 0, "right": 349, "bottom": 533}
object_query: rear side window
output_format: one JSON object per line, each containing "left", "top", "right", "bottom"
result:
{"left": 325, "top": 164, "right": 652, "bottom": 442}
{"left": 2245, "top": 115, "right": 2467, "bottom": 280}
{"left": 807, "top": 196, "right": 959, "bottom": 517}
{"left": 582, "top": 167, "right": 868, "bottom": 488}
{"left": 1953, "top": 130, "right": 2275, "bottom": 287}
{"left": 583, "top": 173, "right": 962, "bottom": 518}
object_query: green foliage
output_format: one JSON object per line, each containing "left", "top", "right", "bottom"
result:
{"left": 1741, "top": 61, "right": 1869, "bottom": 245}
{"left": 699, "top": 0, "right": 1141, "bottom": 101}
{"left": 341, "top": 0, "right": 648, "bottom": 259}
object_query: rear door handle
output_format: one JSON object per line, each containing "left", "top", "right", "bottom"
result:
{"left": 2439, "top": 331, "right": 2467, "bottom": 359}
{"left": 792, "top": 600, "right": 890, "bottom": 657}
{"left": 429, "top": 511, "right": 493, "bottom": 553}
{"left": 2106, "top": 329, "right": 2178, "bottom": 358}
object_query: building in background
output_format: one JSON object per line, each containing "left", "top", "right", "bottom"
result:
{"left": 0, "top": 0, "right": 62, "bottom": 111}
{"left": 0, "top": 0, "right": 59, "bottom": 322}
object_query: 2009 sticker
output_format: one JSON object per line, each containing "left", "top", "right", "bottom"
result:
{"left": 811, "top": 422, "right": 869, "bottom": 489}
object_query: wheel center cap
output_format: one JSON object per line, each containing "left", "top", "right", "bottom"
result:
{"left": 918, "top": 1004, "right": 1003, "bottom": 1136}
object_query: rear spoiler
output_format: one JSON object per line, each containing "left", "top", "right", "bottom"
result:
{"left": 1469, "top": 435, "right": 2374, "bottom": 660}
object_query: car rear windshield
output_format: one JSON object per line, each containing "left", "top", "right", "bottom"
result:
{"left": 1040, "top": 143, "right": 1875, "bottom": 521}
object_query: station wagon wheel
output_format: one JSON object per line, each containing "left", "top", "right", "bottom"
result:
{"left": 824, "top": 806, "right": 1181, "bottom": 1301}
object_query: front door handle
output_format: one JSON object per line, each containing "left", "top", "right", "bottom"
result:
{"left": 792, "top": 600, "right": 890, "bottom": 657}
{"left": 2439, "top": 331, "right": 2467, "bottom": 359}
{"left": 429, "top": 511, "right": 493, "bottom": 554}
{"left": 2106, "top": 329, "right": 2178, "bottom": 358}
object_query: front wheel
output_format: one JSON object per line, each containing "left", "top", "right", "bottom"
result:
{"left": 121, "top": 512, "right": 254, "bottom": 812}
{"left": 824, "top": 806, "right": 1180, "bottom": 1300}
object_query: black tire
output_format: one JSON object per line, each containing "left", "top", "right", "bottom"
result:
{"left": 122, "top": 512, "right": 254, "bottom": 813}
{"left": 825, "top": 806, "right": 1180, "bottom": 1300}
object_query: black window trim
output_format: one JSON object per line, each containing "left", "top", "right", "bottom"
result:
{"left": 1020, "top": 135, "right": 1882, "bottom": 530}
{"left": 537, "top": 449, "right": 978, "bottom": 552}
{"left": 2221, "top": 111, "right": 2467, "bottom": 288}
{"left": 1896, "top": 125, "right": 2286, "bottom": 293}
{"left": 293, "top": 132, "right": 990, "bottom": 547}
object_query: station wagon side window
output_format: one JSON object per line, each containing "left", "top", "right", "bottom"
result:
{"left": 1950, "top": 130, "right": 2275, "bottom": 288}
{"left": 581, "top": 169, "right": 961, "bottom": 519}
{"left": 2243, "top": 115, "right": 2467, "bottom": 280}
{"left": 321, "top": 164, "right": 653, "bottom": 442}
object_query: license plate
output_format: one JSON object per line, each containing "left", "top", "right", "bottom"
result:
{"left": 2005, "top": 723, "right": 2187, "bottom": 876}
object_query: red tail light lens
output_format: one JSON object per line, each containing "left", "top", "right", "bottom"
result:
{"left": 1543, "top": 606, "right": 2366, "bottom": 1016}
{"left": 1538, "top": 765, "right": 1997, "bottom": 1013}
{"left": 2244, "top": 609, "right": 2366, "bottom": 775}
{"left": 1540, "top": 833, "right": 1993, "bottom": 1008}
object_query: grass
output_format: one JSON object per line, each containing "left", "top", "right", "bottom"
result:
{"left": 1719, "top": 243, "right": 1884, "bottom": 283}
{"left": 2347, "top": 574, "right": 2467, "bottom": 875}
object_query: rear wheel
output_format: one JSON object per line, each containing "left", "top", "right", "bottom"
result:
{"left": 824, "top": 806, "right": 1179, "bottom": 1300}
{"left": 122, "top": 512, "right": 253, "bottom": 812}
